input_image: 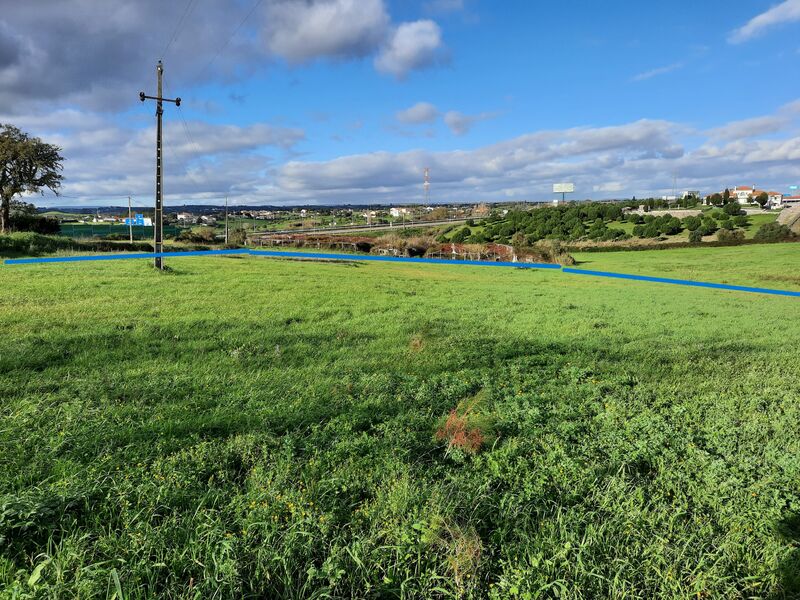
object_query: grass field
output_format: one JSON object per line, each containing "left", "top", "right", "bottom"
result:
{"left": 1, "top": 244, "right": 799, "bottom": 598}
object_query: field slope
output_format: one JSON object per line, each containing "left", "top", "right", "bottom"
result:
{"left": 1, "top": 245, "right": 799, "bottom": 598}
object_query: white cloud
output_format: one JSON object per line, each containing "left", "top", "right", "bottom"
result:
{"left": 396, "top": 102, "right": 439, "bottom": 124}
{"left": 262, "top": 0, "right": 389, "bottom": 62}
{"left": 707, "top": 115, "right": 787, "bottom": 140}
{"left": 631, "top": 62, "right": 684, "bottom": 81}
{"left": 375, "top": 20, "right": 444, "bottom": 78}
{"left": 729, "top": 0, "right": 800, "bottom": 43}
{"left": 443, "top": 110, "right": 495, "bottom": 135}
{"left": 14, "top": 99, "right": 800, "bottom": 207}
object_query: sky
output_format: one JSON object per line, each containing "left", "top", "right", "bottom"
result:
{"left": 1, "top": 0, "right": 800, "bottom": 207}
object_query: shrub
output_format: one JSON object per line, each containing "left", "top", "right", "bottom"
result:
{"left": 754, "top": 222, "right": 795, "bottom": 242}
{"left": 9, "top": 215, "right": 60, "bottom": 234}
{"left": 688, "top": 229, "right": 703, "bottom": 244}
{"left": 733, "top": 215, "right": 749, "bottom": 228}
{"left": 717, "top": 229, "right": 745, "bottom": 244}
{"left": 176, "top": 227, "right": 217, "bottom": 244}
{"left": 683, "top": 216, "right": 701, "bottom": 231}
{"left": 451, "top": 227, "right": 471, "bottom": 244}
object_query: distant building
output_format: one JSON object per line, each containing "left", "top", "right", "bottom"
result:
{"left": 732, "top": 185, "right": 757, "bottom": 203}
{"left": 782, "top": 195, "right": 800, "bottom": 208}
{"left": 389, "top": 207, "right": 409, "bottom": 218}
{"left": 177, "top": 212, "right": 196, "bottom": 224}
{"left": 682, "top": 190, "right": 700, "bottom": 199}
{"left": 200, "top": 215, "right": 217, "bottom": 225}
{"left": 768, "top": 192, "right": 784, "bottom": 208}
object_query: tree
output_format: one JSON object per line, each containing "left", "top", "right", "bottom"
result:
{"left": 451, "top": 227, "right": 471, "bottom": 243}
{"left": 0, "top": 125, "right": 64, "bottom": 233}
{"left": 723, "top": 188, "right": 730, "bottom": 205}
{"left": 724, "top": 201, "right": 743, "bottom": 216}
{"left": 755, "top": 192, "right": 769, "bottom": 208}
{"left": 683, "top": 216, "right": 702, "bottom": 231}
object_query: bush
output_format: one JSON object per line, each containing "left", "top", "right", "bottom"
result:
{"left": 688, "top": 229, "right": 703, "bottom": 244}
{"left": 753, "top": 222, "right": 795, "bottom": 242}
{"left": 683, "top": 216, "right": 702, "bottom": 231}
{"left": 8, "top": 215, "right": 60, "bottom": 234}
{"left": 717, "top": 229, "right": 745, "bottom": 244}
{"left": 176, "top": 227, "right": 217, "bottom": 244}
{"left": 733, "top": 215, "right": 749, "bottom": 228}
{"left": 451, "top": 227, "right": 471, "bottom": 244}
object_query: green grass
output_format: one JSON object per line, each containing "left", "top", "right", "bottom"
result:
{"left": 572, "top": 242, "right": 800, "bottom": 290}
{"left": 1, "top": 246, "right": 799, "bottom": 598}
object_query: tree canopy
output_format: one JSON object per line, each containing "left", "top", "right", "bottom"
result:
{"left": 0, "top": 124, "right": 64, "bottom": 233}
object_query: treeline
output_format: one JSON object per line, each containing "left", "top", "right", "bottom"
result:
{"left": 440, "top": 203, "right": 630, "bottom": 244}
{"left": 437, "top": 199, "right": 793, "bottom": 246}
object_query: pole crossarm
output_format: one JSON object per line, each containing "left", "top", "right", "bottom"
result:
{"left": 139, "top": 92, "right": 181, "bottom": 106}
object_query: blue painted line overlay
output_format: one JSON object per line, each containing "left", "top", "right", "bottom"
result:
{"left": 562, "top": 267, "right": 800, "bottom": 298}
{"left": 3, "top": 249, "right": 798, "bottom": 298}
{"left": 4, "top": 248, "right": 248, "bottom": 265}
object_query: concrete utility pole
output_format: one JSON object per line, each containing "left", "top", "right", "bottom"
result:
{"left": 127, "top": 196, "right": 133, "bottom": 243}
{"left": 139, "top": 60, "right": 181, "bottom": 269}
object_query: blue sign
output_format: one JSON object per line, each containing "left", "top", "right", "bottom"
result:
{"left": 125, "top": 217, "right": 145, "bottom": 226}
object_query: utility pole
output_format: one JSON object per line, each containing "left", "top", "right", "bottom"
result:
{"left": 139, "top": 60, "right": 181, "bottom": 269}
{"left": 127, "top": 196, "right": 133, "bottom": 242}
{"left": 224, "top": 196, "right": 229, "bottom": 245}
{"left": 424, "top": 167, "right": 430, "bottom": 205}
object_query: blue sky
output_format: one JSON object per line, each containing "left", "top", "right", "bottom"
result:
{"left": 2, "top": 0, "right": 800, "bottom": 205}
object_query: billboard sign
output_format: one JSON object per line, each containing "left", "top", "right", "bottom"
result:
{"left": 125, "top": 214, "right": 147, "bottom": 226}
{"left": 553, "top": 183, "right": 575, "bottom": 194}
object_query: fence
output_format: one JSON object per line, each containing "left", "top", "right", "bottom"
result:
{"left": 59, "top": 224, "right": 181, "bottom": 240}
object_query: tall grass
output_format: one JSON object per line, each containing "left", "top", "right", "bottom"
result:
{"left": 1, "top": 245, "right": 799, "bottom": 598}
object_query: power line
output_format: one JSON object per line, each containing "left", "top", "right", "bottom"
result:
{"left": 161, "top": 0, "right": 200, "bottom": 60}
{"left": 192, "top": 0, "right": 265, "bottom": 83}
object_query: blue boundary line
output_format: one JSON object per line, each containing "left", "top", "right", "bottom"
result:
{"left": 3, "top": 249, "right": 798, "bottom": 297}
{"left": 562, "top": 267, "right": 800, "bottom": 298}
{"left": 3, "top": 249, "right": 248, "bottom": 265}
{"left": 3, "top": 249, "right": 558, "bottom": 270}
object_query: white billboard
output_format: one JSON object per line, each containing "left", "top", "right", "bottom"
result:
{"left": 553, "top": 183, "right": 575, "bottom": 194}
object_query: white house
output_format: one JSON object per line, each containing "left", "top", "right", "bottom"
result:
{"left": 200, "top": 215, "right": 217, "bottom": 225}
{"left": 767, "top": 192, "right": 784, "bottom": 209}
{"left": 732, "top": 185, "right": 756, "bottom": 203}
{"left": 389, "top": 207, "right": 409, "bottom": 218}
{"left": 176, "top": 212, "right": 196, "bottom": 224}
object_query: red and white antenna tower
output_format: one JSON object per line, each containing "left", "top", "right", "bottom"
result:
{"left": 423, "top": 167, "right": 430, "bottom": 204}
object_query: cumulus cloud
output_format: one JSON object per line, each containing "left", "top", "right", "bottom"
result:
{"left": 396, "top": 102, "right": 439, "bottom": 124}
{"left": 729, "top": 0, "right": 800, "bottom": 43}
{"left": 443, "top": 110, "right": 495, "bottom": 135}
{"left": 262, "top": 0, "right": 389, "bottom": 62}
{"left": 11, "top": 79, "right": 800, "bottom": 206}
{"left": 0, "top": 0, "right": 448, "bottom": 113}
{"left": 375, "top": 20, "right": 444, "bottom": 78}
